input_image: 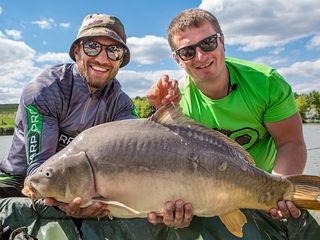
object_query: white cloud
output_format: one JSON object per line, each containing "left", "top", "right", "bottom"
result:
{"left": 306, "top": 35, "right": 320, "bottom": 50}
{"left": 199, "top": 0, "right": 320, "bottom": 51}
{"left": 0, "top": 87, "right": 23, "bottom": 104}
{"left": 31, "top": 18, "right": 55, "bottom": 29}
{"left": 270, "top": 47, "right": 285, "bottom": 55}
{"left": 199, "top": 0, "right": 223, "bottom": 12}
{"left": 293, "top": 81, "right": 320, "bottom": 94}
{"left": 59, "top": 22, "right": 71, "bottom": 28}
{"left": 278, "top": 59, "right": 320, "bottom": 93}
{"left": 118, "top": 69, "right": 185, "bottom": 98}
{"left": 127, "top": 35, "right": 172, "bottom": 64}
{"left": 0, "top": 36, "right": 41, "bottom": 103}
{"left": 5, "top": 29, "right": 22, "bottom": 40}
{"left": 253, "top": 56, "right": 289, "bottom": 66}
{"left": 278, "top": 59, "right": 320, "bottom": 79}
{"left": 0, "top": 6, "right": 2, "bottom": 15}
{"left": 36, "top": 52, "right": 71, "bottom": 63}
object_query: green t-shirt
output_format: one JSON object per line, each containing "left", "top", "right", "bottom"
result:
{"left": 179, "top": 57, "right": 297, "bottom": 172}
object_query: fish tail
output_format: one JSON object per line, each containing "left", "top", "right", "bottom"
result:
{"left": 285, "top": 175, "right": 320, "bottom": 210}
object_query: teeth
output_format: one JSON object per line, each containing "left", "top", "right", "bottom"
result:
{"left": 91, "top": 65, "right": 108, "bottom": 72}
{"left": 197, "top": 62, "right": 211, "bottom": 69}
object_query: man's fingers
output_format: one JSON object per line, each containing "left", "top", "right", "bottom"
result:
{"left": 146, "top": 85, "right": 161, "bottom": 99}
{"left": 167, "top": 79, "right": 178, "bottom": 95}
{"left": 270, "top": 201, "right": 301, "bottom": 220}
{"left": 67, "top": 197, "right": 82, "bottom": 214}
{"left": 173, "top": 200, "right": 184, "bottom": 224}
{"left": 147, "top": 212, "right": 164, "bottom": 225}
{"left": 286, "top": 201, "right": 301, "bottom": 218}
{"left": 183, "top": 203, "right": 193, "bottom": 224}
{"left": 44, "top": 197, "right": 59, "bottom": 206}
{"left": 277, "top": 201, "right": 289, "bottom": 217}
{"left": 163, "top": 200, "right": 193, "bottom": 228}
{"left": 176, "top": 202, "right": 193, "bottom": 228}
{"left": 163, "top": 201, "right": 175, "bottom": 226}
{"left": 159, "top": 75, "right": 170, "bottom": 89}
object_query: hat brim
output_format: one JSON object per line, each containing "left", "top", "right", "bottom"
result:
{"left": 69, "top": 28, "right": 130, "bottom": 68}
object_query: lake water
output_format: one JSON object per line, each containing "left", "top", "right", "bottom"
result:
{"left": 0, "top": 124, "right": 319, "bottom": 222}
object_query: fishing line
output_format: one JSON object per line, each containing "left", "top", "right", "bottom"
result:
{"left": 307, "top": 147, "right": 320, "bottom": 151}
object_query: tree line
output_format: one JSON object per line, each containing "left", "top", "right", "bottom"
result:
{"left": 295, "top": 90, "right": 320, "bottom": 123}
{"left": 133, "top": 91, "right": 320, "bottom": 123}
{"left": 1, "top": 91, "right": 320, "bottom": 135}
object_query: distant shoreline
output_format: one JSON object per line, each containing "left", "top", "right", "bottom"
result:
{"left": 1, "top": 123, "right": 320, "bottom": 136}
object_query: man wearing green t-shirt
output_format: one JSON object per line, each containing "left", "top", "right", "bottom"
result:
{"left": 147, "top": 8, "right": 319, "bottom": 240}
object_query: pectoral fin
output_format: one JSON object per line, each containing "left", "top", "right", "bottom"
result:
{"left": 219, "top": 209, "right": 247, "bottom": 238}
{"left": 92, "top": 196, "right": 141, "bottom": 218}
{"left": 105, "top": 200, "right": 141, "bottom": 215}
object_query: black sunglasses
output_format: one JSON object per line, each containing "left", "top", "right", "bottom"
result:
{"left": 81, "top": 40, "right": 127, "bottom": 61}
{"left": 175, "top": 33, "right": 223, "bottom": 61}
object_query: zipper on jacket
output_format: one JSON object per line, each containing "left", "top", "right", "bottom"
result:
{"left": 80, "top": 95, "right": 92, "bottom": 125}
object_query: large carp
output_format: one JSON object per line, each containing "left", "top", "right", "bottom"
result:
{"left": 22, "top": 104, "right": 320, "bottom": 238}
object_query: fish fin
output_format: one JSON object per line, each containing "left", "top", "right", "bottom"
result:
{"left": 219, "top": 209, "right": 247, "bottom": 238}
{"left": 107, "top": 200, "right": 142, "bottom": 217}
{"left": 151, "top": 103, "right": 255, "bottom": 165}
{"left": 151, "top": 102, "right": 185, "bottom": 124}
{"left": 285, "top": 175, "right": 320, "bottom": 210}
{"left": 92, "top": 197, "right": 141, "bottom": 216}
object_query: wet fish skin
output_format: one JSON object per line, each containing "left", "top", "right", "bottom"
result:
{"left": 22, "top": 104, "right": 320, "bottom": 238}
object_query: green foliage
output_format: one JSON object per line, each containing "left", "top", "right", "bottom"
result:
{"left": 295, "top": 91, "right": 320, "bottom": 122}
{"left": 0, "top": 104, "right": 18, "bottom": 133}
{"left": 0, "top": 104, "right": 18, "bottom": 135}
{"left": 132, "top": 96, "right": 153, "bottom": 118}
{"left": 295, "top": 95, "right": 308, "bottom": 121}
{"left": 307, "top": 91, "right": 320, "bottom": 114}
{"left": 1, "top": 91, "right": 320, "bottom": 135}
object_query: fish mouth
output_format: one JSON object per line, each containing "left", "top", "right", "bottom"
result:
{"left": 22, "top": 182, "right": 40, "bottom": 210}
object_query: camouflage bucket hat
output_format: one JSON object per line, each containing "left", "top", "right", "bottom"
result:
{"left": 69, "top": 13, "right": 130, "bottom": 67}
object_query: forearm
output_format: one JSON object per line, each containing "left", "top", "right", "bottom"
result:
{"left": 272, "top": 142, "right": 307, "bottom": 176}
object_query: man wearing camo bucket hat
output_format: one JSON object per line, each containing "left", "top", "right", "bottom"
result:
{"left": 69, "top": 13, "right": 130, "bottom": 68}
{"left": 0, "top": 13, "right": 192, "bottom": 239}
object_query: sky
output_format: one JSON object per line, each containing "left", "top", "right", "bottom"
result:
{"left": 0, "top": 0, "right": 319, "bottom": 104}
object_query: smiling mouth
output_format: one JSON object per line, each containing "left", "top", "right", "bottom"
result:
{"left": 196, "top": 61, "right": 213, "bottom": 69}
{"left": 90, "top": 65, "right": 109, "bottom": 72}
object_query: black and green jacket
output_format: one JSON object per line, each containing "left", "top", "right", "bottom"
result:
{"left": 0, "top": 63, "right": 137, "bottom": 176}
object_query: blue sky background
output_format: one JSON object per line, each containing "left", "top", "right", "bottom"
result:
{"left": 0, "top": 0, "right": 319, "bottom": 103}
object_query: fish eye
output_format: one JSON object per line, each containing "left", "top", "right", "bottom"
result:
{"left": 44, "top": 168, "right": 53, "bottom": 178}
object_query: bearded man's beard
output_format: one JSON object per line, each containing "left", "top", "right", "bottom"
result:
{"left": 77, "top": 60, "right": 102, "bottom": 90}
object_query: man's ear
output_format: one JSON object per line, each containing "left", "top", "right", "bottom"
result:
{"left": 73, "top": 44, "right": 80, "bottom": 60}
{"left": 119, "top": 57, "right": 124, "bottom": 67}
{"left": 220, "top": 37, "right": 225, "bottom": 52}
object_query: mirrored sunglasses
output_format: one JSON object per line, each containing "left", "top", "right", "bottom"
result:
{"left": 175, "top": 33, "right": 223, "bottom": 61}
{"left": 81, "top": 40, "right": 126, "bottom": 61}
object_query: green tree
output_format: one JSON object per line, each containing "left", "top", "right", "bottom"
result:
{"left": 295, "top": 94, "right": 308, "bottom": 122}
{"left": 307, "top": 90, "right": 320, "bottom": 115}
{"left": 132, "top": 97, "right": 152, "bottom": 118}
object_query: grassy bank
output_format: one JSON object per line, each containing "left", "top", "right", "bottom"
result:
{"left": 0, "top": 104, "right": 18, "bottom": 135}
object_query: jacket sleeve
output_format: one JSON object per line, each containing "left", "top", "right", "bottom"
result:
{"left": 113, "top": 92, "right": 139, "bottom": 121}
{"left": 21, "top": 77, "right": 61, "bottom": 176}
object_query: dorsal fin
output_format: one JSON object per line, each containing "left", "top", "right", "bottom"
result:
{"left": 150, "top": 102, "right": 185, "bottom": 124}
{"left": 151, "top": 103, "right": 255, "bottom": 165}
